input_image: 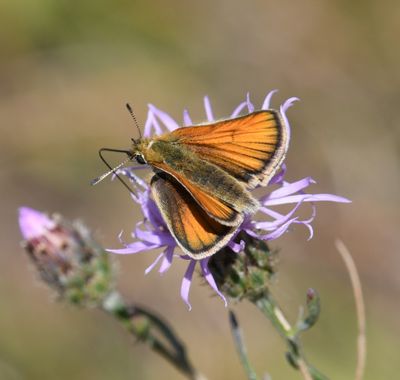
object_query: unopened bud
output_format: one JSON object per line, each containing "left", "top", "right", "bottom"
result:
{"left": 296, "top": 288, "right": 320, "bottom": 332}
{"left": 19, "top": 207, "right": 114, "bottom": 306}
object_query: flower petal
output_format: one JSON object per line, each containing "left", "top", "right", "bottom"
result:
{"left": 256, "top": 199, "right": 306, "bottom": 230}
{"left": 282, "top": 97, "right": 300, "bottom": 113}
{"left": 264, "top": 193, "right": 350, "bottom": 206}
{"left": 228, "top": 239, "right": 245, "bottom": 253}
{"left": 145, "top": 252, "right": 164, "bottom": 274}
{"left": 269, "top": 164, "right": 287, "bottom": 185}
{"left": 181, "top": 260, "right": 196, "bottom": 311}
{"left": 107, "top": 242, "right": 158, "bottom": 254}
{"left": 280, "top": 97, "right": 299, "bottom": 142}
{"left": 252, "top": 217, "right": 298, "bottom": 241}
{"left": 134, "top": 226, "right": 166, "bottom": 245}
{"left": 257, "top": 206, "right": 285, "bottom": 220}
{"left": 149, "top": 104, "right": 180, "bottom": 131}
{"left": 118, "top": 168, "right": 148, "bottom": 189}
{"left": 265, "top": 177, "right": 316, "bottom": 200}
{"left": 144, "top": 109, "right": 162, "bottom": 137}
{"left": 203, "top": 96, "right": 214, "bottom": 122}
{"left": 200, "top": 258, "right": 227, "bottom": 307}
{"left": 246, "top": 93, "right": 255, "bottom": 113}
{"left": 183, "top": 109, "right": 192, "bottom": 126}
{"left": 262, "top": 89, "right": 279, "bottom": 110}
{"left": 159, "top": 246, "right": 174, "bottom": 274}
{"left": 231, "top": 101, "right": 247, "bottom": 117}
{"left": 144, "top": 198, "right": 165, "bottom": 227}
{"left": 301, "top": 220, "right": 314, "bottom": 240}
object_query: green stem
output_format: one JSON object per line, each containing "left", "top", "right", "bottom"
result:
{"left": 101, "top": 291, "right": 205, "bottom": 380}
{"left": 229, "top": 310, "right": 259, "bottom": 380}
{"left": 252, "top": 292, "right": 329, "bottom": 380}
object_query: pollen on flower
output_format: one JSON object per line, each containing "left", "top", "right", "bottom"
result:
{"left": 108, "top": 91, "right": 350, "bottom": 309}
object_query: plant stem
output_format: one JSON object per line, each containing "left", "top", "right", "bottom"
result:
{"left": 252, "top": 292, "right": 329, "bottom": 380}
{"left": 229, "top": 310, "right": 259, "bottom": 380}
{"left": 102, "top": 291, "right": 205, "bottom": 380}
{"left": 335, "top": 239, "right": 366, "bottom": 380}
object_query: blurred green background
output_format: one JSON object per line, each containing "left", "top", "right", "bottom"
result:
{"left": 1, "top": 0, "right": 399, "bottom": 379}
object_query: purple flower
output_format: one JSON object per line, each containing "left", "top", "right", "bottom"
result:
{"left": 108, "top": 91, "right": 350, "bottom": 310}
{"left": 18, "top": 207, "right": 114, "bottom": 304}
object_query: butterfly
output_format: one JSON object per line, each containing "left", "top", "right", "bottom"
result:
{"left": 94, "top": 107, "right": 289, "bottom": 260}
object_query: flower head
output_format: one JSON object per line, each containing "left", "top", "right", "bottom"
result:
{"left": 109, "top": 91, "right": 350, "bottom": 309}
{"left": 19, "top": 207, "right": 114, "bottom": 306}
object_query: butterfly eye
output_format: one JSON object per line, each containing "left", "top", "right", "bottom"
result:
{"left": 135, "top": 154, "right": 147, "bottom": 165}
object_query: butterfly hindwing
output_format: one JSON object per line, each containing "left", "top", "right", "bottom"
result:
{"left": 151, "top": 173, "right": 239, "bottom": 259}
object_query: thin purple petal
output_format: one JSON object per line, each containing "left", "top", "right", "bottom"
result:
{"left": 246, "top": 93, "right": 255, "bottom": 113}
{"left": 203, "top": 96, "right": 214, "bottom": 122}
{"left": 231, "top": 101, "right": 247, "bottom": 117}
{"left": 301, "top": 194, "right": 351, "bottom": 203}
{"left": 149, "top": 104, "right": 180, "bottom": 131}
{"left": 143, "top": 109, "right": 153, "bottom": 137}
{"left": 255, "top": 217, "right": 298, "bottom": 241}
{"left": 282, "top": 97, "right": 300, "bottom": 113}
{"left": 300, "top": 203, "right": 317, "bottom": 225}
{"left": 159, "top": 246, "right": 174, "bottom": 274}
{"left": 263, "top": 193, "right": 350, "bottom": 206}
{"left": 183, "top": 109, "right": 192, "bottom": 126}
{"left": 269, "top": 164, "right": 287, "bottom": 185}
{"left": 262, "top": 89, "right": 279, "bottom": 110}
{"left": 256, "top": 199, "right": 306, "bottom": 230}
{"left": 265, "top": 177, "right": 316, "bottom": 200}
{"left": 148, "top": 108, "right": 164, "bottom": 134}
{"left": 142, "top": 196, "right": 166, "bottom": 229}
{"left": 134, "top": 227, "right": 167, "bottom": 245}
{"left": 145, "top": 252, "right": 164, "bottom": 275}
{"left": 107, "top": 242, "right": 158, "bottom": 254}
{"left": 280, "top": 97, "right": 299, "bottom": 142}
{"left": 301, "top": 220, "right": 314, "bottom": 240}
{"left": 117, "top": 168, "right": 148, "bottom": 189}
{"left": 200, "top": 258, "right": 227, "bottom": 307}
{"left": 258, "top": 206, "right": 285, "bottom": 220}
{"left": 181, "top": 260, "right": 196, "bottom": 311}
{"left": 228, "top": 240, "right": 245, "bottom": 253}
{"left": 144, "top": 110, "right": 163, "bottom": 137}
{"left": 114, "top": 166, "right": 148, "bottom": 183}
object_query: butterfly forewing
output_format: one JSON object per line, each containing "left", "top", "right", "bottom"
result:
{"left": 151, "top": 173, "right": 239, "bottom": 259}
{"left": 169, "top": 110, "right": 288, "bottom": 188}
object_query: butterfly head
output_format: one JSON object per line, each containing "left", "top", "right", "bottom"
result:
{"left": 130, "top": 137, "right": 148, "bottom": 165}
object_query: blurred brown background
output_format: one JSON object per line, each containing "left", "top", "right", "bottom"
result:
{"left": 1, "top": 0, "right": 399, "bottom": 379}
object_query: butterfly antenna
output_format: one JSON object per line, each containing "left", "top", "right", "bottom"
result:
{"left": 91, "top": 148, "right": 136, "bottom": 194}
{"left": 126, "top": 103, "right": 142, "bottom": 140}
{"left": 90, "top": 157, "right": 130, "bottom": 186}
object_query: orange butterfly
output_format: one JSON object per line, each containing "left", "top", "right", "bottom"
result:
{"left": 95, "top": 109, "right": 288, "bottom": 259}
